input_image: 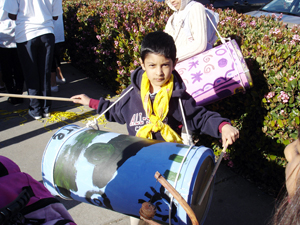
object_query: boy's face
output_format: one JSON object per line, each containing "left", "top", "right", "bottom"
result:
{"left": 139, "top": 53, "right": 177, "bottom": 93}
{"left": 170, "top": 0, "right": 181, "bottom": 10}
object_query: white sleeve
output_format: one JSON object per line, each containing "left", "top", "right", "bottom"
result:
{"left": 3, "top": 0, "right": 19, "bottom": 15}
{"left": 176, "top": 3, "right": 207, "bottom": 62}
{"left": 52, "top": 0, "right": 63, "bottom": 17}
{"left": 164, "top": 14, "right": 175, "bottom": 37}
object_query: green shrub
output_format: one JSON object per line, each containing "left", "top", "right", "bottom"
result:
{"left": 63, "top": 0, "right": 171, "bottom": 92}
{"left": 62, "top": 1, "right": 300, "bottom": 195}
{"left": 199, "top": 8, "right": 300, "bottom": 195}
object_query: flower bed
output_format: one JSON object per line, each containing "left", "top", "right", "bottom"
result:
{"left": 62, "top": 0, "right": 300, "bottom": 195}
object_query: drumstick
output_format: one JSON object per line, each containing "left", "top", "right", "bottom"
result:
{"left": 197, "top": 140, "right": 229, "bottom": 206}
{"left": 0, "top": 93, "right": 73, "bottom": 102}
{"left": 154, "top": 171, "right": 199, "bottom": 225}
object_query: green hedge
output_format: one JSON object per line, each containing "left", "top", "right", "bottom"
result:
{"left": 62, "top": 0, "right": 300, "bottom": 195}
{"left": 63, "top": 0, "right": 171, "bottom": 92}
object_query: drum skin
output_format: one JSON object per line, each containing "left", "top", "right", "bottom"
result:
{"left": 42, "top": 124, "right": 215, "bottom": 225}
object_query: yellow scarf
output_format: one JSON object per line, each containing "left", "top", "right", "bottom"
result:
{"left": 136, "top": 72, "right": 183, "bottom": 144}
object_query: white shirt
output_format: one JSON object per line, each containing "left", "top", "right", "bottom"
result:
{"left": 164, "top": 1, "right": 207, "bottom": 62}
{"left": 3, "top": 0, "right": 63, "bottom": 43}
{"left": 54, "top": 14, "right": 65, "bottom": 43}
{"left": 0, "top": 0, "right": 16, "bottom": 48}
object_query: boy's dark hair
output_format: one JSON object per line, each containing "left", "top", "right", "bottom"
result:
{"left": 140, "top": 31, "right": 177, "bottom": 64}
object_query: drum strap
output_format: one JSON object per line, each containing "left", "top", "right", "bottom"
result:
{"left": 179, "top": 98, "right": 192, "bottom": 145}
{"left": 85, "top": 86, "right": 134, "bottom": 128}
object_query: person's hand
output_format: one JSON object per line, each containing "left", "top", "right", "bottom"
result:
{"left": 221, "top": 124, "right": 239, "bottom": 147}
{"left": 70, "top": 94, "right": 91, "bottom": 106}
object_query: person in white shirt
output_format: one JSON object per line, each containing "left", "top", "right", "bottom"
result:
{"left": 4, "top": 0, "right": 63, "bottom": 120}
{"left": 0, "top": 0, "right": 24, "bottom": 105}
{"left": 164, "top": 0, "right": 208, "bottom": 63}
{"left": 51, "top": 14, "right": 66, "bottom": 92}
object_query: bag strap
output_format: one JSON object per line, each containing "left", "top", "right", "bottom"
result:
{"left": 206, "top": 10, "right": 226, "bottom": 44}
{"left": 176, "top": 1, "right": 227, "bottom": 45}
{"left": 0, "top": 186, "right": 33, "bottom": 225}
{"left": 179, "top": 98, "right": 192, "bottom": 145}
{"left": 173, "top": 1, "right": 196, "bottom": 42}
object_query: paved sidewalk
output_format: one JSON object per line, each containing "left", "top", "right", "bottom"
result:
{"left": 0, "top": 63, "right": 275, "bottom": 225}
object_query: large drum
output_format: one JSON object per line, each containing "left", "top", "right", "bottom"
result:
{"left": 176, "top": 39, "right": 253, "bottom": 106}
{"left": 42, "top": 125, "right": 215, "bottom": 225}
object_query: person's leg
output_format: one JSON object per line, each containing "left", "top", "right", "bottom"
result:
{"left": 54, "top": 43, "right": 66, "bottom": 83}
{"left": 50, "top": 48, "right": 58, "bottom": 92}
{"left": 17, "top": 38, "right": 42, "bottom": 117}
{"left": 38, "top": 33, "right": 55, "bottom": 115}
{"left": 0, "top": 65, "right": 5, "bottom": 89}
{"left": 0, "top": 47, "right": 19, "bottom": 104}
{"left": 11, "top": 48, "right": 24, "bottom": 95}
{"left": 0, "top": 48, "right": 14, "bottom": 92}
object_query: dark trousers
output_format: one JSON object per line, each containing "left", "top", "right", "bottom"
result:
{"left": 51, "top": 43, "right": 63, "bottom": 72}
{"left": 0, "top": 47, "right": 24, "bottom": 94}
{"left": 17, "top": 33, "right": 55, "bottom": 115}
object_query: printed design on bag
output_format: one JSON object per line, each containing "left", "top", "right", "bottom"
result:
{"left": 174, "top": 40, "right": 251, "bottom": 106}
{"left": 203, "top": 55, "right": 213, "bottom": 63}
{"left": 188, "top": 60, "right": 199, "bottom": 71}
{"left": 176, "top": 68, "right": 186, "bottom": 76}
{"left": 191, "top": 71, "right": 204, "bottom": 84}
{"left": 191, "top": 62, "right": 240, "bottom": 101}
{"left": 215, "top": 48, "right": 227, "bottom": 56}
{"left": 204, "top": 64, "right": 215, "bottom": 73}
{"left": 218, "top": 58, "right": 228, "bottom": 67}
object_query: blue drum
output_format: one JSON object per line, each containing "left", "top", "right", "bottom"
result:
{"left": 42, "top": 125, "right": 215, "bottom": 225}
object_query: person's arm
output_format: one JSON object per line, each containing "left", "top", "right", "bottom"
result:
{"left": 176, "top": 3, "right": 207, "bottom": 62}
{"left": 4, "top": 0, "right": 19, "bottom": 21}
{"left": 52, "top": 0, "right": 63, "bottom": 20}
{"left": 71, "top": 88, "right": 132, "bottom": 125}
{"left": 71, "top": 94, "right": 91, "bottom": 106}
{"left": 8, "top": 13, "right": 17, "bottom": 20}
{"left": 220, "top": 124, "right": 239, "bottom": 146}
{"left": 180, "top": 93, "right": 238, "bottom": 146}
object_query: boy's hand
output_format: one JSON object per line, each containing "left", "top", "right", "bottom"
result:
{"left": 221, "top": 124, "right": 239, "bottom": 147}
{"left": 70, "top": 94, "right": 91, "bottom": 106}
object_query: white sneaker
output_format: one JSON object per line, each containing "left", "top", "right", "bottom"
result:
{"left": 28, "top": 110, "right": 42, "bottom": 120}
{"left": 56, "top": 77, "right": 66, "bottom": 84}
{"left": 51, "top": 86, "right": 59, "bottom": 92}
{"left": 43, "top": 112, "right": 51, "bottom": 118}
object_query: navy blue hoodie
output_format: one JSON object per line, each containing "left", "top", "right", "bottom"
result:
{"left": 92, "top": 67, "right": 230, "bottom": 141}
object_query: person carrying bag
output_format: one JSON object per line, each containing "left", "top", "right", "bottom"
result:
{"left": 164, "top": 0, "right": 219, "bottom": 63}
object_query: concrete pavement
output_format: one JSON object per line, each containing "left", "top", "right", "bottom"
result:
{"left": 0, "top": 63, "right": 276, "bottom": 225}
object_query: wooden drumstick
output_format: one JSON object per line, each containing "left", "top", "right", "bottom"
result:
{"left": 197, "top": 140, "right": 229, "bottom": 206}
{"left": 154, "top": 171, "right": 199, "bottom": 225}
{"left": 0, "top": 93, "right": 73, "bottom": 102}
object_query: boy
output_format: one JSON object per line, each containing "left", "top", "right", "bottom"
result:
{"left": 71, "top": 31, "right": 239, "bottom": 147}
{"left": 4, "top": 0, "right": 62, "bottom": 119}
